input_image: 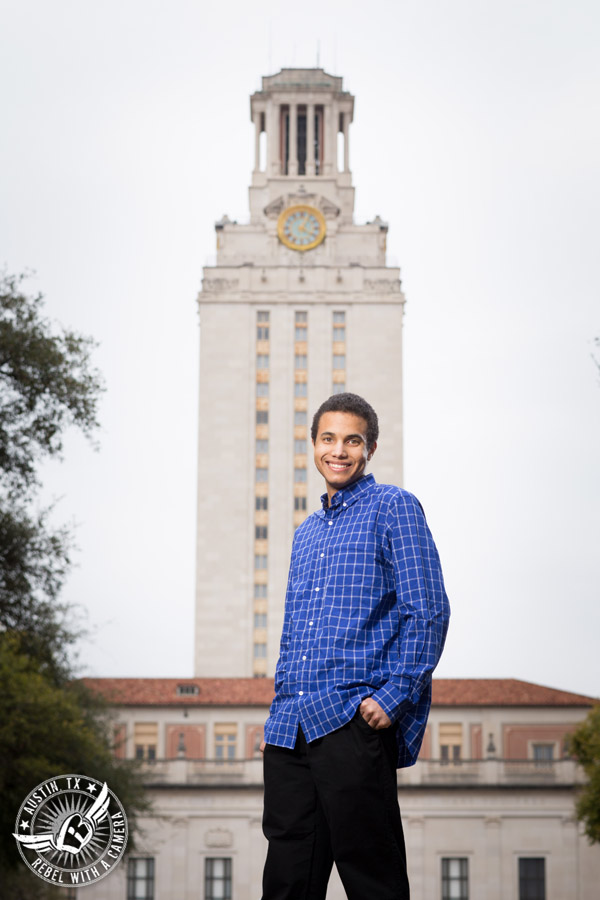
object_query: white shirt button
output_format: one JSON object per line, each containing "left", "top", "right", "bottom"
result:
{"left": 309, "top": 621, "right": 314, "bottom": 626}
{"left": 320, "top": 553, "right": 324, "bottom": 558}
{"left": 298, "top": 691, "right": 304, "bottom": 696}
{"left": 302, "top": 655, "right": 307, "bottom": 660}
{"left": 315, "top": 587, "right": 319, "bottom": 591}
{"left": 328, "top": 521, "right": 333, "bottom": 526}
{"left": 343, "top": 502, "right": 347, "bottom": 507}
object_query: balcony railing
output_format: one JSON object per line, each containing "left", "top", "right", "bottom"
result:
{"left": 136, "top": 757, "right": 585, "bottom": 788}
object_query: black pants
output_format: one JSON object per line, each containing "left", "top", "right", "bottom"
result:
{"left": 261, "top": 713, "right": 409, "bottom": 900}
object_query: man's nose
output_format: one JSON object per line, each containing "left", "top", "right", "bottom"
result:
{"left": 331, "top": 441, "right": 347, "bottom": 456}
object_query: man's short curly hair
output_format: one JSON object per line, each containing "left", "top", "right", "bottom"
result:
{"left": 311, "top": 393, "right": 379, "bottom": 451}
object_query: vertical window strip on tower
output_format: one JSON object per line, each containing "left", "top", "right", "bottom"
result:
{"left": 294, "top": 311, "right": 309, "bottom": 528}
{"left": 254, "top": 310, "right": 270, "bottom": 676}
{"left": 332, "top": 310, "right": 346, "bottom": 393}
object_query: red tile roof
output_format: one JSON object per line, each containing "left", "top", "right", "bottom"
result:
{"left": 82, "top": 677, "right": 597, "bottom": 708}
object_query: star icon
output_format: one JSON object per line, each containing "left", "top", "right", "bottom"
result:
{"left": 19, "top": 820, "right": 29, "bottom": 831}
{"left": 86, "top": 783, "right": 98, "bottom": 794}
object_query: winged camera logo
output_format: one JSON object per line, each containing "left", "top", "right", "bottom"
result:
{"left": 13, "top": 775, "right": 128, "bottom": 886}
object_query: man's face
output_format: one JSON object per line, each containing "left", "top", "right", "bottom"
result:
{"left": 313, "top": 410, "right": 376, "bottom": 501}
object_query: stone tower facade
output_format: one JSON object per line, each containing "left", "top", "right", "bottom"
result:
{"left": 195, "top": 69, "right": 405, "bottom": 678}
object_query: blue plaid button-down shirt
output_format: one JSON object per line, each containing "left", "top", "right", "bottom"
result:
{"left": 263, "top": 473, "right": 450, "bottom": 767}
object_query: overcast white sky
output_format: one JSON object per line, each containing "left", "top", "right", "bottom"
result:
{"left": 1, "top": 0, "right": 599, "bottom": 697}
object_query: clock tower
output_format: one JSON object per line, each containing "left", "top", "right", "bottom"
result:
{"left": 195, "top": 69, "right": 405, "bottom": 678}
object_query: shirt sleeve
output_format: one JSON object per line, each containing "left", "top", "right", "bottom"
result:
{"left": 371, "top": 491, "right": 450, "bottom": 721}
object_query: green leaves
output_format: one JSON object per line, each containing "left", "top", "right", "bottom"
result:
{"left": 0, "top": 272, "right": 103, "bottom": 497}
{"left": 0, "top": 633, "right": 150, "bottom": 877}
{"left": 568, "top": 705, "right": 600, "bottom": 843}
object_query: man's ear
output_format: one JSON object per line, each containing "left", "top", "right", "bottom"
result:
{"left": 367, "top": 441, "right": 378, "bottom": 461}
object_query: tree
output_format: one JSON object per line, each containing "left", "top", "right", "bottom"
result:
{"left": 0, "top": 271, "right": 102, "bottom": 670}
{"left": 0, "top": 272, "right": 101, "bottom": 497}
{"left": 568, "top": 704, "right": 600, "bottom": 843}
{"left": 0, "top": 273, "right": 148, "bottom": 892}
{"left": 0, "top": 632, "right": 149, "bottom": 877}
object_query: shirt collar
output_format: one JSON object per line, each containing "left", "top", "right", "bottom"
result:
{"left": 318, "top": 473, "right": 376, "bottom": 513}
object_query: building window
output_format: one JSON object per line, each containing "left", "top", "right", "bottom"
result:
{"left": 127, "top": 858, "right": 154, "bottom": 900}
{"left": 256, "top": 354, "right": 269, "bottom": 368}
{"left": 295, "top": 311, "right": 307, "bottom": 323}
{"left": 333, "top": 326, "right": 346, "bottom": 340}
{"left": 532, "top": 744, "right": 554, "bottom": 767}
{"left": 294, "top": 468, "right": 307, "bottom": 483}
{"left": 205, "top": 858, "right": 232, "bottom": 900}
{"left": 294, "top": 382, "right": 308, "bottom": 397}
{"left": 333, "top": 311, "right": 345, "bottom": 324}
{"left": 214, "top": 725, "right": 237, "bottom": 761}
{"left": 256, "top": 439, "right": 269, "bottom": 453}
{"left": 294, "top": 410, "right": 307, "bottom": 425}
{"left": 332, "top": 382, "right": 346, "bottom": 394}
{"left": 256, "top": 409, "right": 269, "bottom": 424}
{"left": 255, "top": 467, "right": 268, "bottom": 482}
{"left": 333, "top": 354, "right": 346, "bottom": 369}
{"left": 255, "top": 525, "right": 268, "bottom": 540}
{"left": 254, "top": 642, "right": 267, "bottom": 658}
{"left": 255, "top": 496, "right": 268, "bottom": 510}
{"left": 295, "top": 355, "right": 307, "bottom": 369}
{"left": 519, "top": 858, "right": 545, "bottom": 900}
{"left": 294, "top": 439, "right": 307, "bottom": 454}
{"left": 133, "top": 723, "right": 158, "bottom": 761}
{"left": 257, "top": 311, "right": 269, "bottom": 321}
{"left": 257, "top": 325, "right": 269, "bottom": 340}
{"left": 254, "top": 555, "right": 267, "bottom": 569}
{"left": 294, "top": 497, "right": 307, "bottom": 511}
{"left": 254, "top": 584, "right": 267, "bottom": 598}
{"left": 440, "top": 723, "right": 463, "bottom": 765}
{"left": 254, "top": 613, "right": 267, "bottom": 628}
{"left": 256, "top": 383, "right": 269, "bottom": 397}
{"left": 441, "top": 858, "right": 468, "bottom": 900}
{"left": 176, "top": 684, "right": 199, "bottom": 696}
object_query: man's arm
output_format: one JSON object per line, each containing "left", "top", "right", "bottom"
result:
{"left": 370, "top": 491, "right": 450, "bottom": 722}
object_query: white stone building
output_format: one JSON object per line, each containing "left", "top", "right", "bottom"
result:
{"left": 80, "top": 676, "right": 599, "bottom": 900}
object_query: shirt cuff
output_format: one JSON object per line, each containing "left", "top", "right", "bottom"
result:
{"left": 372, "top": 676, "right": 418, "bottom": 721}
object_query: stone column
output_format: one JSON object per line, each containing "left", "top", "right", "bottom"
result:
{"left": 331, "top": 103, "right": 339, "bottom": 174}
{"left": 323, "top": 104, "right": 332, "bottom": 176}
{"left": 306, "top": 103, "right": 315, "bottom": 176}
{"left": 253, "top": 111, "right": 261, "bottom": 173}
{"left": 343, "top": 112, "right": 350, "bottom": 172}
{"left": 484, "top": 817, "right": 502, "bottom": 900}
{"left": 289, "top": 103, "right": 298, "bottom": 176}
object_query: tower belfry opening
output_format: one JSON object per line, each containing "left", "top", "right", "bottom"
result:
{"left": 250, "top": 68, "right": 354, "bottom": 220}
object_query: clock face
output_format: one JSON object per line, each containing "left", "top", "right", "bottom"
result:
{"left": 277, "top": 205, "right": 326, "bottom": 251}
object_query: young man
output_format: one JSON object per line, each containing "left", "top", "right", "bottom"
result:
{"left": 261, "top": 393, "right": 450, "bottom": 900}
